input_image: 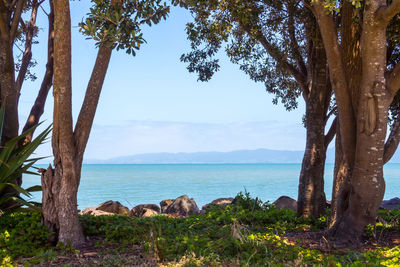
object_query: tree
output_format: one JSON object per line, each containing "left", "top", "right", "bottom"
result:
{"left": 0, "top": 0, "right": 54, "bottom": 203}
{"left": 176, "top": 0, "right": 335, "bottom": 217}
{"left": 0, "top": 0, "right": 45, "bottom": 144}
{"left": 308, "top": 0, "right": 400, "bottom": 241}
{"left": 41, "top": 0, "right": 169, "bottom": 246}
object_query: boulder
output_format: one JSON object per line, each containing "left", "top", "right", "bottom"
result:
{"left": 273, "top": 196, "right": 297, "bottom": 211}
{"left": 96, "top": 200, "right": 130, "bottom": 216}
{"left": 165, "top": 195, "right": 200, "bottom": 217}
{"left": 380, "top": 197, "right": 400, "bottom": 210}
{"left": 79, "top": 207, "right": 114, "bottom": 216}
{"left": 212, "top": 197, "right": 234, "bottom": 205}
{"left": 131, "top": 204, "right": 160, "bottom": 217}
{"left": 202, "top": 197, "right": 234, "bottom": 210}
{"left": 160, "top": 199, "right": 174, "bottom": 213}
{"left": 141, "top": 208, "right": 159, "bottom": 218}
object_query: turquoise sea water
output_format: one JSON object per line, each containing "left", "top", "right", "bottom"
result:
{"left": 22, "top": 164, "right": 400, "bottom": 210}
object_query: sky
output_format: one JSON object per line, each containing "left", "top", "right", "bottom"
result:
{"left": 18, "top": 1, "right": 309, "bottom": 161}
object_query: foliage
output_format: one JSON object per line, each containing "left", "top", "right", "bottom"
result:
{"left": 0, "top": 105, "right": 51, "bottom": 214}
{"left": 0, "top": 212, "right": 51, "bottom": 264}
{"left": 77, "top": 193, "right": 400, "bottom": 266}
{"left": 2, "top": 192, "right": 400, "bottom": 265}
{"left": 174, "top": 0, "right": 318, "bottom": 110}
{"left": 79, "top": 0, "right": 170, "bottom": 55}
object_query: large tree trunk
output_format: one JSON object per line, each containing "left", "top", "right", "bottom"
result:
{"left": 42, "top": 0, "right": 113, "bottom": 246}
{"left": 41, "top": 0, "right": 85, "bottom": 247}
{"left": 326, "top": 0, "right": 361, "bottom": 232}
{"left": 297, "top": 28, "right": 331, "bottom": 218}
{"left": 333, "top": 11, "right": 388, "bottom": 239}
{"left": 319, "top": 0, "right": 390, "bottom": 242}
{"left": 310, "top": 0, "right": 398, "bottom": 242}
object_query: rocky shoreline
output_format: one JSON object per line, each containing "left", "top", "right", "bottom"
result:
{"left": 80, "top": 195, "right": 400, "bottom": 218}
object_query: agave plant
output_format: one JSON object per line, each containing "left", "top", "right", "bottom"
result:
{"left": 0, "top": 106, "right": 51, "bottom": 214}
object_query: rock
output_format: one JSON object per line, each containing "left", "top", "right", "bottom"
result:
{"left": 83, "top": 252, "right": 98, "bottom": 257}
{"left": 160, "top": 199, "right": 174, "bottom": 213}
{"left": 141, "top": 208, "right": 159, "bottom": 217}
{"left": 273, "top": 196, "right": 297, "bottom": 211}
{"left": 131, "top": 204, "right": 160, "bottom": 217}
{"left": 202, "top": 197, "right": 234, "bottom": 210}
{"left": 96, "top": 200, "right": 130, "bottom": 216}
{"left": 380, "top": 197, "right": 400, "bottom": 210}
{"left": 165, "top": 195, "right": 200, "bottom": 217}
{"left": 212, "top": 197, "right": 234, "bottom": 205}
{"left": 79, "top": 207, "right": 114, "bottom": 216}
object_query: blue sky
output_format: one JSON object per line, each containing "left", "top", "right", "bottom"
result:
{"left": 18, "top": 1, "right": 308, "bottom": 160}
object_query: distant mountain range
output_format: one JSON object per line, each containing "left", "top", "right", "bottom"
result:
{"left": 83, "top": 148, "right": 400, "bottom": 164}
{"left": 83, "top": 148, "right": 342, "bottom": 164}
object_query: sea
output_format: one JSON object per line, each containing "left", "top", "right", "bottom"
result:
{"left": 22, "top": 163, "right": 400, "bottom": 210}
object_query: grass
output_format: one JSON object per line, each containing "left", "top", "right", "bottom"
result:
{"left": 1, "top": 192, "right": 400, "bottom": 266}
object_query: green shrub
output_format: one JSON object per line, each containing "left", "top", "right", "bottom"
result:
{"left": 2, "top": 192, "right": 400, "bottom": 266}
{"left": 0, "top": 212, "right": 51, "bottom": 262}
{"left": 0, "top": 103, "right": 51, "bottom": 214}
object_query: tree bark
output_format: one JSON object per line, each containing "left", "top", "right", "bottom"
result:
{"left": 0, "top": 31, "right": 18, "bottom": 146}
{"left": 0, "top": 9, "right": 20, "bottom": 195}
{"left": 329, "top": 118, "right": 352, "bottom": 229}
{"left": 297, "top": 103, "right": 327, "bottom": 217}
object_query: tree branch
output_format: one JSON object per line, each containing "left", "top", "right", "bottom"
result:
{"left": 309, "top": 1, "right": 356, "bottom": 163}
{"left": 387, "top": 62, "right": 400, "bottom": 97}
{"left": 16, "top": 0, "right": 39, "bottom": 98}
{"left": 19, "top": 18, "right": 26, "bottom": 32}
{"left": 376, "top": 0, "right": 400, "bottom": 25}
{"left": 74, "top": 45, "right": 112, "bottom": 162}
{"left": 324, "top": 106, "right": 337, "bottom": 124}
{"left": 237, "top": 20, "right": 307, "bottom": 90}
{"left": 22, "top": 0, "right": 54, "bottom": 144}
{"left": 9, "top": 0, "right": 24, "bottom": 43}
{"left": 325, "top": 116, "right": 337, "bottom": 148}
{"left": 384, "top": 114, "right": 400, "bottom": 164}
{"left": 287, "top": 2, "right": 307, "bottom": 78}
